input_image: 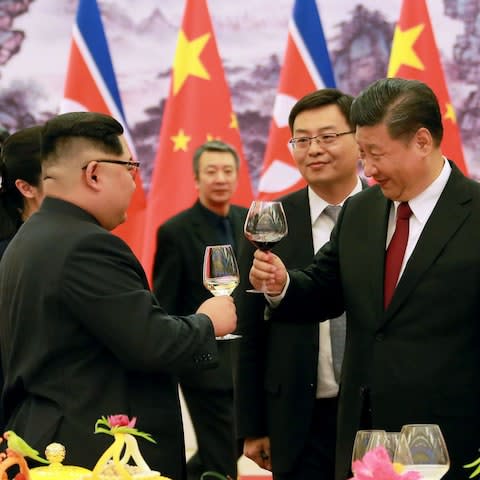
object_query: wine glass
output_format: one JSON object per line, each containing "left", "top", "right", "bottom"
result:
{"left": 394, "top": 424, "right": 450, "bottom": 479}
{"left": 351, "top": 429, "right": 386, "bottom": 468}
{"left": 243, "top": 200, "right": 288, "bottom": 293}
{"left": 203, "top": 244, "right": 241, "bottom": 340}
{"left": 367, "top": 431, "right": 401, "bottom": 461}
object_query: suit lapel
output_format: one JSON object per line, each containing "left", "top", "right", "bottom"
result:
{"left": 229, "top": 206, "right": 247, "bottom": 251}
{"left": 191, "top": 201, "right": 220, "bottom": 247}
{"left": 279, "top": 189, "right": 314, "bottom": 264}
{"left": 385, "top": 164, "right": 472, "bottom": 319}
{"left": 365, "top": 188, "right": 391, "bottom": 320}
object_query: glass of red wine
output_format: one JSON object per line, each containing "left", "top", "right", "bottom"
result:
{"left": 244, "top": 200, "right": 288, "bottom": 293}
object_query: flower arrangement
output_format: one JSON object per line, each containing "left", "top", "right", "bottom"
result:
{"left": 94, "top": 415, "right": 156, "bottom": 444}
{"left": 349, "top": 446, "right": 420, "bottom": 480}
{"left": 88, "top": 414, "right": 172, "bottom": 480}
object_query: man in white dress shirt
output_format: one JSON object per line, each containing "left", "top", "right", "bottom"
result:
{"left": 235, "top": 88, "right": 365, "bottom": 479}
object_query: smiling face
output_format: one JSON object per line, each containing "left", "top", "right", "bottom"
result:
{"left": 356, "top": 123, "right": 439, "bottom": 201}
{"left": 291, "top": 104, "right": 360, "bottom": 196}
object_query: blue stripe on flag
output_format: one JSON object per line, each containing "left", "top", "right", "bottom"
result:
{"left": 76, "top": 0, "right": 126, "bottom": 118}
{"left": 293, "top": 0, "right": 336, "bottom": 88}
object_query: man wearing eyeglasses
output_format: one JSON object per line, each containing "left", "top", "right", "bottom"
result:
{"left": 235, "top": 89, "right": 366, "bottom": 480}
{"left": 0, "top": 112, "right": 237, "bottom": 480}
{"left": 152, "top": 140, "right": 246, "bottom": 480}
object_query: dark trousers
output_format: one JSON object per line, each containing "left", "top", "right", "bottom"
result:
{"left": 273, "top": 396, "right": 338, "bottom": 480}
{"left": 182, "top": 385, "right": 241, "bottom": 480}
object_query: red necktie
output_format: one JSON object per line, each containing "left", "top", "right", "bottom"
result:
{"left": 384, "top": 202, "right": 412, "bottom": 309}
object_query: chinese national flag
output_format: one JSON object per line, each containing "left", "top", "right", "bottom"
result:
{"left": 387, "top": 0, "right": 468, "bottom": 175}
{"left": 142, "top": 0, "right": 253, "bottom": 281}
{"left": 61, "top": 0, "right": 146, "bottom": 259}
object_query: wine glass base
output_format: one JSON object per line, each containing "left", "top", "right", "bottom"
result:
{"left": 216, "top": 334, "right": 242, "bottom": 340}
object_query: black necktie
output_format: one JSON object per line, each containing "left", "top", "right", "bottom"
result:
{"left": 220, "top": 216, "right": 235, "bottom": 252}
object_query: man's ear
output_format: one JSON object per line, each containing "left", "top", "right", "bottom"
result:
{"left": 14, "top": 179, "right": 35, "bottom": 198}
{"left": 414, "top": 127, "right": 433, "bottom": 154}
{"left": 84, "top": 162, "right": 101, "bottom": 191}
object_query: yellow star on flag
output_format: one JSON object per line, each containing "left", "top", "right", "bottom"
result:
{"left": 444, "top": 102, "right": 457, "bottom": 124}
{"left": 229, "top": 113, "right": 238, "bottom": 130}
{"left": 173, "top": 30, "right": 211, "bottom": 95}
{"left": 171, "top": 129, "right": 191, "bottom": 152}
{"left": 206, "top": 134, "right": 221, "bottom": 141}
{"left": 387, "top": 23, "right": 425, "bottom": 77}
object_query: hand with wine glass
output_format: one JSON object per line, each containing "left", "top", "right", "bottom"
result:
{"left": 202, "top": 244, "right": 241, "bottom": 340}
{"left": 244, "top": 200, "right": 288, "bottom": 293}
{"left": 394, "top": 424, "right": 450, "bottom": 480}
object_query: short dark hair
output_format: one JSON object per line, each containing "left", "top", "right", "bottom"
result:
{"left": 41, "top": 112, "right": 125, "bottom": 161}
{"left": 0, "top": 125, "right": 43, "bottom": 239}
{"left": 192, "top": 140, "right": 239, "bottom": 178}
{"left": 350, "top": 78, "right": 443, "bottom": 146}
{"left": 288, "top": 88, "right": 355, "bottom": 133}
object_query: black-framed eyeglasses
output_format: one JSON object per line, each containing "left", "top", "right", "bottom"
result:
{"left": 289, "top": 131, "right": 355, "bottom": 150}
{"left": 82, "top": 159, "right": 140, "bottom": 177}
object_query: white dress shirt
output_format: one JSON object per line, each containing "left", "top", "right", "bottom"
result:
{"left": 386, "top": 159, "right": 451, "bottom": 282}
{"left": 309, "top": 178, "right": 363, "bottom": 398}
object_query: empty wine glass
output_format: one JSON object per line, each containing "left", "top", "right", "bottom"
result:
{"left": 351, "top": 429, "right": 386, "bottom": 468}
{"left": 243, "top": 200, "right": 288, "bottom": 293}
{"left": 203, "top": 244, "right": 241, "bottom": 340}
{"left": 394, "top": 424, "right": 450, "bottom": 479}
{"left": 367, "top": 431, "right": 401, "bottom": 461}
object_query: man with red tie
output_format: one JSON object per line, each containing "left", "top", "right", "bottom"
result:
{"left": 248, "top": 78, "right": 480, "bottom": 480}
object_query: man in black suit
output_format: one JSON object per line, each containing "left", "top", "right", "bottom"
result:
{"left": 249, "top": 78, "right": 480, "bottom": 480}
{"left": 235, "top": 89, "right": 363, "bottom": 479}
{"left": 0, "top": 112, "right": 237, "bottom": 480}
{"left": 152, "top": 140, "right": 246, "bottom": 480}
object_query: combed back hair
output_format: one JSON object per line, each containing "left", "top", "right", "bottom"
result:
{"left": 192, "top": 140, "right": 240, "bottom": 178}
{"left": 41, "top": 112, "right": 124, "bottom": 162}
{"left": 288, "top": 88, "right": 355, "bottom": 133}
{"left": 350, "top": 78, "right": 443, "bottom": 146}
{"left": 0, "top": 125, "right": 42, "bottom": 239}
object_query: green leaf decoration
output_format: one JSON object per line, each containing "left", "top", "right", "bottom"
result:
{"left": 94, "top": 416, "right": 156, "bottom": 444}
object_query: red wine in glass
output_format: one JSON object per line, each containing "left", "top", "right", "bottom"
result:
{"left": 244, "top": 201, "right": 288, "bottom": 293}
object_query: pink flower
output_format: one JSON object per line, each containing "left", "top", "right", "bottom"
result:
{"left": 107, "top": 414, "right": 137, "bottom": 428}
{"left": 349, "top": 446, "right": 421, "bottom": 480}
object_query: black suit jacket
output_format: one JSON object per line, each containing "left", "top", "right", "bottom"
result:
{"left": 235, "top": 182, "right": 367, "bottom": 474}
{"left": 235, "top": 188, "right": 317, "bottom": 473}
{"left": 273, "top": 163, "right": 480, "bottom": 480}
{"left": 153, "top": 200, "right": 247, "bottom": 390}
{"left": 0, "top": 197, "right": 219, "bottom": 480}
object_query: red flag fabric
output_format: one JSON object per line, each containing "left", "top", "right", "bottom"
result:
{"left": 142, "top": 0, "right": 253, "bottom": 281}
{"left": 61, "top": 0, "right": 146, "bottom": 259}
{"left": 387, "top": 0, "right": 468, "bottom": 175}
{"left": 257, "top": 0, "right": 336, "bottom": 199}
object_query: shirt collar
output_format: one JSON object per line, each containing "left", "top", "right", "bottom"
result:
{"left": 308, "top": 177, "right": 363, "bottom": 226}
{"left": 393, "top": 157, "right": 451, "bottom": 224}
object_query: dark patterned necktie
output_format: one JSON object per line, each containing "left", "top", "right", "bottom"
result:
{"left": 384, "top": 202, "right": 412, "bottom": 309}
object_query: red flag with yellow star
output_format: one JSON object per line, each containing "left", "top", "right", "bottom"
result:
{"left": 387, "top": 0, "right": 468, "bottom": 174}
{"left": 141, "top": 0, "right": 253, "bottom": 281}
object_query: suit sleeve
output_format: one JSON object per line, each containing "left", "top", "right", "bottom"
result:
{"left": 274, "top": 210, "right": 344, "bottom": 322}
{"left": 152, "top": 224, "right": 183, "bottom": 313}
{"left": 61, "top": 231, "right": 218, "bottom": 374}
